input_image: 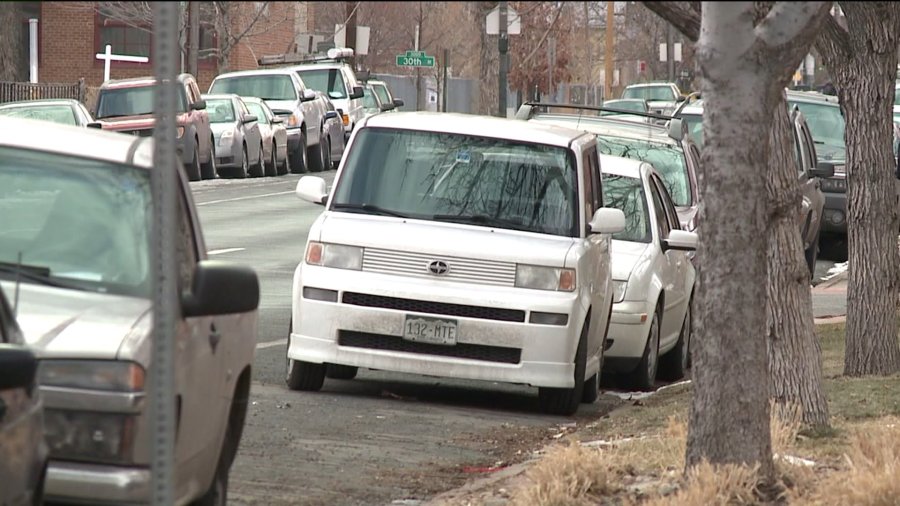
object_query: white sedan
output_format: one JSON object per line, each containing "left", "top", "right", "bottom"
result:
{"left": 599, "top": 155, "right": 697, "bottom": 390}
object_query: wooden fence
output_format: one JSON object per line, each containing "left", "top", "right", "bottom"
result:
{"left": 0, "top": 79, "right": 86, "bottom": 104}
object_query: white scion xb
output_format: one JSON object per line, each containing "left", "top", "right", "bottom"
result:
{"left": 289, "top": 112, "right": 626, "bottom": 415}
{"left": 599, "top": 155, "right": 697, "bottom": 390}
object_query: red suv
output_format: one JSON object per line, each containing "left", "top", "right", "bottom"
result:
{"left": 92, "top": 73, "right": 215, "bottom": 181}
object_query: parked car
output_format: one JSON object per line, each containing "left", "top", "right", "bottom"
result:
{"left": 243, "top": 96, "right": 291, "bottom": 176}
{"left": 0, "top": 284, "right": 47, "bottom": 506}
{"left": 209, "top": 68, "right": 330, "bottom": 173}
{"left": 621, "top": 82, "right": 683, "bottom": 116}
{"left": 203, "top": 93, "right": 265, "bottom": 178}
{"left": 600, "top": 98, "right": 650, "bottom": 122}
{"left": 361, "top": 84, "right": 384, "bottom": 117}
{"left": 0, "top": 98, "right": 94, "bottom": 127}
{"left": 599, "top": 155, "right": 697, "bottom": 389}
{"left": 315, "top": 93, "right": 346, "bottom": 170}
{"left": 288, "top": 112, "right": 626, "bottom": 416}
{"left": 288, "top": 48, "right": 366, "bottom": 141}
{"left": 0, "top": 117, "right": 260, "bottom": 505}
{"left": 368, "top": 79, "right": 404, "bottom": 112}
{"left": 92, "top": 74, "right": 216, "bottom": 181}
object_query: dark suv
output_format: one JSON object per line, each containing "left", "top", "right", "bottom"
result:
{"left": 92, "top": 73, "right": 215, "bottom": 182}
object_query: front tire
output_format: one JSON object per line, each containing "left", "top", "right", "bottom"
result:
{"left": 659, "top": 302, "right": 691, "bottom": 381}
{"left": 307, "top": 131, "right": 327, "bottom": 173}
{"left": 289, "top": 130, "right": 308, "bottom": 174}
{"left": 804, "top": 228, "right": 820, "bottom": 281}
{"left": 538, "top": 320, "right": 588, "bottom": 416}
{"left": 265, "top": 144, "right": 278, "bottom": 177}
{"left": 200, "top": 138, "right": 217, "bottom": 180}
{"left": 185, "top": 141, "right": 202, "bottom": 182}
{"left": 285, "top": 323, "right": 325, "bottom": 391}
{"left": 625, "top": 304, "right": 661, "bottom": 391}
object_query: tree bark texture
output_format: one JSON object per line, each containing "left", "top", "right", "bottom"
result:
{"left": 0, "top": 2, "right": 25, "bottom": 82}
{"left": 815, "top": 3, "right": 900, "bottom": 377}
{"left": 766, "top": 93, "right": 830, "bottom": 428}
{"left": 685, "top": 2, "right": 829, "bottom": 480}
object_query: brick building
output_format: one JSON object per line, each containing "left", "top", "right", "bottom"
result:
{"left": 14, "top": 2, "right": 312, "bottom": 100}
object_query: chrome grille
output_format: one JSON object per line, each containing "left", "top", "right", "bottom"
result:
{"left": 362, "top": 248, "right": 517, "bottom": 287}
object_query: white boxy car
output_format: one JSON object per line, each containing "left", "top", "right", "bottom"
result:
{"left": 288, "top": 112, "right": 627, "bottom": 415}
{"left": 598, "top": 155, "right": 697, "bottom": 390}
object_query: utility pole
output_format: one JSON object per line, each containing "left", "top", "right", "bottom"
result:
{"left": 442, "top": 48, "right": 449, "bottom": 112}
{"left": 187, "top": 1, "right": 199, "bottom": 77}
{"left": 498, "top": 1, "right": 509, "bottom": 117}
{"left": 666, "top": 23, "right": 674, "bottom": 82}
{"left": 604, "top": 1, "right": 614, "bottom": 101}
{"left": 345, "top": 1, "right": 357, "bottom": 68}
{"left": 584, "top": 1, "right": 592, "bottom": 104}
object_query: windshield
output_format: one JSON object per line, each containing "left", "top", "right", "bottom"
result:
{"left": 681, "top": 113, "right": 703, "bottom": 147}
{"left": 296, "top": 69, "right": 347, "bottom": 100}
{"left": 331, "top": 128, "right": 579, "bottom": 237}
{"left": 601, "top": 174, "right": 651, "bottom": 243}
{"left": 623, "top": 86, "right": 676, "bottom": 102}
{"left": 789, "top": 100, "right": 845, "bottom": 161}
{"left": 96, "top": 85, "right": 186, "bottom": 119}
{"left": 362, "top": 87, "right": 380, "bottom": 111}
{"left": 209, "top": 75, "right": 297, "bottom": 101}
{"left": 895, "top": 86, "right": 900, "bottom": 106}
{"left": 244, "top": 102, "right": 269, "bottom": 125}
{"left": 0, "top": 146, "right": 152, "bottom": 296}
{"left": 206, "top": 99, "right": 235, "bottom": 123}
{"left": 0, "top": 104, "right": 77, "bottom": 125}
{"left": 601, "top": 100, "right": 646, "bottom": 115}
{"left": 596, "top": 137, "right": 691, "bottom": 207}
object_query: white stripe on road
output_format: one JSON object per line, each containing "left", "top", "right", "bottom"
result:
{"left": 196, "top": 190, "right": 294, "bottom": 206}
{"left": 208, "top": 247, "right": 246, "bottom": 256}
{"left": 256, "top": 338, "right": 288, "bottom": 350}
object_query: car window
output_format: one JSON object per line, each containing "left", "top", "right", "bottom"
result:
{"left": 96, "top": 85, "right": 188, "bottom": 118}
{"left": 296, "top": 69, "right": 348, "bottom": 100}
{"left": 582, "top": 149, "right": 596, "bottom": 222}
{"left": 245, "top": 102, "right": 269, "bottom": 125}
{"left": 0, "top": 104, "right": 78, "bottom": 125}
{"left": 176, "top": 190, "right": 197, "bottom": 292}
{"left": 595, "top": 136, "right": 691, "bottom": 207}
{"left": 647, "top": 177, "right": 671, "bottom": 240}
{"left": 802, "top": 122, "right": 818, "bottom": 171}
{"left": 789, "top": 100, "right": 845, "bottom": 161}
{"left": 601, "top": 100, "right": 647, "bottom": 115}
{"left": 331, "top": 127, "right": 579, "bottom": 237}
{"left": 601, "top": 173, "right": 651, "bottom": 243}
{"left": 652, "top": 174, "right": 681, "bottom": 231}
{"left": 681, "top": 113, "right": 703, "bottom": 147}
{"left": 372, "top": 84, "right": 391, "bottom": 105}
{"left": 622, "top": 86, "right": 676, "bottom": 102}
{"left": 206, "top": 99, "right": 235, "bottom": 123}
{"left": 0, "top": 146, "right": 152, "bottom": 297}
{"left": 362, "top": 87, "right": 380, "bottom": 111}
{"left": 209, "top": 75, "right": 298, "bottom": 101}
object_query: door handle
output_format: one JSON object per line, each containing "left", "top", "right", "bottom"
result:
{"left": 209, "top": 323, "right": 221, "bottom": 353}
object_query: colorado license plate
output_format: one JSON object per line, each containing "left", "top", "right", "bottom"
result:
{"left": 403, "top": 315, "right": 458, "bottom": 346}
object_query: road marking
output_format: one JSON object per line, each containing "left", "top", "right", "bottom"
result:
{"left": 196, "top": 190, "right": 294, "bottom": 206}
{"left": 208, "top": 247, "right": 246, "bottom": 256}
{"left": 257, "top": 338, "right": 288, "bottom": 350}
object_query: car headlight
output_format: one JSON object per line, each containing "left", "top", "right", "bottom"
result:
{"left": 44, "top": 409, "right": 136, "bottom": 464}
{"left": 219, "top": 129, "right": 234, "bottom": 145}
{"left": 305, "top": 242, "right": 363, "bottom": 270}
{"left": 288, "top": 113, "right": 300, "bottom": 128}
{"left": 515, "top": 265, "right": 576, "bottom": 292}
{"left": 38, "top": 360, "right": 145, "bottom": 392}
{"left": 612, "top": 280, "right": 627, "bottom": 303}
{"left": 176, "top": 126, "right": 185, "bottom": 138}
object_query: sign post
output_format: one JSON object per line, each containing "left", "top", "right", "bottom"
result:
{"left": 95, "top": 44, "right": 150, "bottom": 82}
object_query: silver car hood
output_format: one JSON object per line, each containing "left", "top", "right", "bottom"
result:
{"left": 0, "top": 281, "right": 150, "bottom": 360}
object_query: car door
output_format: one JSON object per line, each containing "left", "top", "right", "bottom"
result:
{"left": 792, "top": 110, "right": 822, "bottom": 248}
{"left": 237, "top": 98, "right": 262, "bottom": 165}
{"left": 651, "top": 174, "right": 690, "bottom": 348}
{"left": 295, "top": 77, "right": 323, "bottom": 145}
{"left": 582, "top": 145, "right": 609, "bottom": 360}
{"left": 189, "top": 79, "right": 212, "bottom": 159}
{"left": 646, "top": 175, "right": 681, "bottom": 345}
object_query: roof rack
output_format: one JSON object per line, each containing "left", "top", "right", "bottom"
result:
{"left": 258, "top": 47, "right": 354, "bottom": 67}
{"left": 516, "top": 101, "right": 687, "bottom": 141}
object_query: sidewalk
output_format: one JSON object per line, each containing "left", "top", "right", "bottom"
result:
{"left": 812, "top": 268, "right": 848, "bottom": 324}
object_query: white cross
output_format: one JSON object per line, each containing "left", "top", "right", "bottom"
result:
{"left": 95, "top": 44, "right": 150, "bottom": 82}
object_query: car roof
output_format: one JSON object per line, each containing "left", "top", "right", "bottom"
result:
{"left": 0, "top": 98, "right": 82, "bottom": 108}
{"left": 786, "top": 90, "right": 840, "bottom": 105}
{"left": 361, "top": 112, "right": 592, "bottom": 147}
{"left": 213, "top": 69, "right": 299, "bottom": 79}
{"left": 0, "top": 117, "right": 153, "bottom": 168}
{"left": 101, "top": 73, "right": 193, "bottom": 89}
{"left": 599, "top": 153, "right": 648, "bottom": 179}
{"left": 289, "top": 62, "right": 346, "bottom": 71}
{"left": 528, "top": 113, "right": 678, "bottom": 146}
{"left": 202, "top": 93, "right": 240, "bottom": 101}
{"left": 625, "top": 82, "right": 675, "bottom": 88}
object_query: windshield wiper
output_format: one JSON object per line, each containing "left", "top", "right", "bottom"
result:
{"left": 0, "top": 262, "right": 84, "bottom": 290}
{"left": 432, "top": 214, "right": 532, "bottom": 232}
{"left": 331, "top": 203, "right": 411, "bottom": 218}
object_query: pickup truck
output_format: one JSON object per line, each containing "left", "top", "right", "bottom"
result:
{"left": 92, "top": 73, "right": 216, "bottom": 182}
{"left": 0, "top": 116, "right": 260, "bottom": 505}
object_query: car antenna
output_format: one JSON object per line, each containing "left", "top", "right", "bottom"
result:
{"left": 13, "top": 251, "right": 22, "bottom": 318}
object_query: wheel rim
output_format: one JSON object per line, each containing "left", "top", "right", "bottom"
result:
{"left": 647, "top": 313, "right": 659, "bottom": 381}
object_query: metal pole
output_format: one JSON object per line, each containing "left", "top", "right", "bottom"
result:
{"left": 442, "top": 48, "right": 448, "bottom": 112}
{"left": 604, "top": 1, "right": 614, "bottom": 101}
{"left": 345, "top": 1, "right": 357, "bottom": 68}
{"left": 29, "top": 19, "right": 38, "bottom": 83}
{"left": 188, "top": 1, "right": 199, "bottom": 76}
{"left": 498, "top": 1, "right": 509, "bottom": 117}
{"left": 150, "top": 2, "right": 179, "bottom": 505}
{"left": 666, "top": 24, "right": 674, "bottom": 82}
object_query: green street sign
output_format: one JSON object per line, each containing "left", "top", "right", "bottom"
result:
{"left": 396, "top": 50, "right": 435, "bottom": 68}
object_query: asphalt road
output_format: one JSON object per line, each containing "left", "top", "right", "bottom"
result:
{"left": 190, "top": 174, "right": 846, "bottom": 505}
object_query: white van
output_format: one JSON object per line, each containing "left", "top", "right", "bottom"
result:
{"left": 287, "top": 112, "right": 626, "bottom": 415}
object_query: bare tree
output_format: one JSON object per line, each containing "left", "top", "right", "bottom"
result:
{"left": 815, "top": 3, "right": 900, "bottom": 377}
{"left": 0, "top": 2, "right": 25, "bottom": 81}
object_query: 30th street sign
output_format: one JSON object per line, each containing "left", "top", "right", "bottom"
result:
{"left": 396, "top": 50, "right": 435, "bottom": 68}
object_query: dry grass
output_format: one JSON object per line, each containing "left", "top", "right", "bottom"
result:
{"left": 639, "top": 461, "right": 760, "bottom": 506}
{"left": 509, "top": 442, "right": 614, "bottom": 506}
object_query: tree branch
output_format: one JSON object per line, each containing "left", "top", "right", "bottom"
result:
{"left": 755, "top": 2, "right": 830, "bottom": 49}
{"left": 515, "top": 3, "right": 565, "bottom": 71}
{"left": 642, "top": 1, "right": 701, "bottom": 42}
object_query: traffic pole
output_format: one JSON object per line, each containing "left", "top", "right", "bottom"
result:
{"left": 498, "top": 1, "right": 509, "bottom": 117}
{"left": 150, "top": 2, "right": 179, "bottom": 505}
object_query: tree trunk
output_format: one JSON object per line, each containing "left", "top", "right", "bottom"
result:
{"left": 476, "top": 1, "right": 498, "bottom": 115}
{"left": 815, "top": 3, "right": 900, "bottom": 377}
{"left": 766, "top": 93, "right": 830, "bottom": 428}
{"left": 0, "top": 2, "right": 24, "bottom": 82}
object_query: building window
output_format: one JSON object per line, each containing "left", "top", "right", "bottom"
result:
{"left": 96, "top": 5, "right": 152, "bottom": 59}
{"left": 199, "top": 24, "right": 217, "bottom": 64}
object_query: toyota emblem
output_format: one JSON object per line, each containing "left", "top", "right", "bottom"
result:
{"left": 428, "top": 260, "right": 449, "bottom": 275}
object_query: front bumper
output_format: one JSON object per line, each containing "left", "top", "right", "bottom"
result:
{"left": 46, "top": 460, "right": 150, "bottom": 505}
{"left": 290, "top": 264, "right": 588, "bottom": 388}
{"left": 603, "top": 300, "right": 652, "bottom": 373}
{"left": 286, "top": 127, "right": 304, "bottom": 151}
{"left": 214, "top": 138, "right": 240, "bottom": 168}
{"left": 820, "top": 191, "right": 847, "bottom": 234}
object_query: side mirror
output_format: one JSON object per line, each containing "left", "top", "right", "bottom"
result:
{"left": 0, "top": 345, "right": 38, "bottom": 391}
{"left": 811, "top": 161, "right": 835, "bottom": 179}
{"left": 191, "top": 99, "right": 206, "bottom": 111}
{"left": 663, "top": 230, "right": 698, "bottom": 251}
{"left": 349, "top": 86, "right": 364, "bottom": 99}
{"left": 301, "top": 89, "right": 317, "bottom": 102}
{"left": 379, "top": 103, "right": 396, "bottom": 112}
{"left": 393, "top": 98, "right": 405, "bottom": 108}
{"left": 182, "top": 260, "right": 260, "bottom": 317}
{"left": 324, "top": 111, "right": 339, "bottom": 120}
{"left": 271, "top": 116, "right": 284, "bottom": 124}
{"left": 86, "top": 121, "right": 103, "bottom": 129}
{"left": 296, "top": 175, "right": 328, "bottom": 205}
{"left": 589, "top": 208, "right": 626, "bottom": 235}
{"left": 666, "top": 117, "right": 685, "bottom": 141}
{"left": 242, "top": 114, "right": 258, "bottom": 124}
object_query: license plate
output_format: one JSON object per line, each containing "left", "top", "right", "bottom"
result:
{"left": 403, "top": 315, "right": 458, "bottom": 346}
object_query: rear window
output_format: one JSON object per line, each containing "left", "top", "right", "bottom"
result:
{"left": 209, "top": 75, "right": 297, "bottom": 101}
{"left": 0, "top": 104, "right": 77, "bottom": 125}
{"left": 96, "top": 85, "right": 187, "bottom": 119}
{"left": 622, "top": 86, "right": 676, "bottom": 102}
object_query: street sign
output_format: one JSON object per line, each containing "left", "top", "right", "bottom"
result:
{"left": 396, "top": 50, "right": 435, "bottom": 68}
{"left": 486, "top": 5, "right": 521, "bottom": 35}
